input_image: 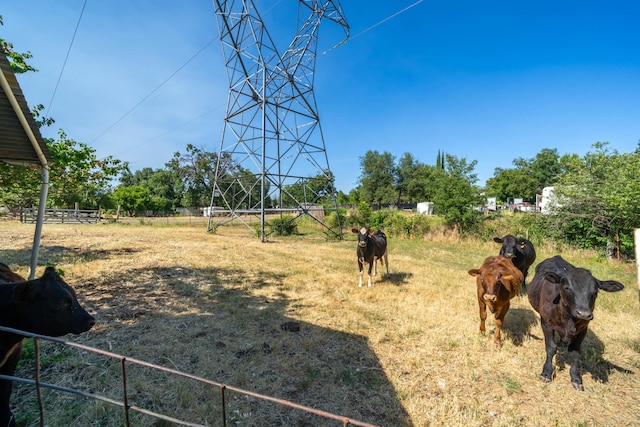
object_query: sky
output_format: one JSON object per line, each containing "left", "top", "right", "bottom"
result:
{"left": 2, "top": 0, "right": 639, "bottom": 193}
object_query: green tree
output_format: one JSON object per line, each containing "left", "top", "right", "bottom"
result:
{"left": 120, "top": 167, "right": 180, "bottom": 210}
{"left": 431, "top": 154, "right": 482, "bottom": 233}
{"left": 111, "top": 185, "right": 152, "bottom": 216}
{"left": 0, "top": 130, "right": 126, "bottom": 209}
{"left": 1, "top": 16, "right": 37, "bottom": 74}
{"left": 396, "top": 152, "right": 417, "bottom": 203}
{"left": 47, "top": 131, "right": 127, "bottom": 208}
{"left": 486, "top": 148, "right": 563, "bottom": 202}
{"left": 280, "top": 172, "right": 335, "bottom": 207}
{"left": 165, "top": 144, "right": 217, "bottom": 208}
{"left": 553, "top": 142, "right": 640, "bottom": 256}
{"left": 358, "top": 150, "right": 397, "bottom": 208}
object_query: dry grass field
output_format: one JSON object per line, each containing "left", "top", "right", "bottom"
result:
{"left": 1, "top": 218, "right": 639, "bottom": 426}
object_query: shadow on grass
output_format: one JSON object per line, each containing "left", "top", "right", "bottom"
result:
{"left": 5, "top": 248, "right": 413, "bottom": 426}
{"left": 384, "top": 271, "right": 413, "bottom": 286}
{"left": 552, "top": 329, "right": 635, "bottom": 385}
{"left": 503, "top": 308, "right": 539, "bottom": 346}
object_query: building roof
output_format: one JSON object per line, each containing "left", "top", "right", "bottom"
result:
{"left": 0, "top": 51, "right": 53, "bottom": 166}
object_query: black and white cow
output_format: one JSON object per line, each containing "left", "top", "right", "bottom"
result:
{"left": 527, "top": 255, "right": 624, "bottom": 390}
{"left": 0, "top": 264, "right": 95, "bottom": 427}
{"left": 352, "top": 228, "right": 388, "bottom": 287}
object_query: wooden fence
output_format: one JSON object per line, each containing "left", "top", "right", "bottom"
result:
{"left": 20, "top": 208, "right": 100, "bottom": 224}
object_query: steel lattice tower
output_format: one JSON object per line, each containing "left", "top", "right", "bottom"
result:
{"left": 208, "top": 0, "right": 348, "bottom": 241}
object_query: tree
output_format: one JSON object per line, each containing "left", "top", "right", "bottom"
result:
{"left": 111, "top": 186, "right": 152, "bottom": 216}
{"left": 1, "top": 16, "right": 37, "bottom": 74}
{"left": 165, "top": 144, "right": 217, "bottom": 208}
{"left": 552, "top": 142, "right": 640, "bottom": 256}
{"left": 0, "top": 130, "right": 127, "bottom": 209}
{"left": 358, "top": 150, "right": 397, "bottom": 208}
{"left": 395, "top": 152, "right": 418, "bottom": 203}
{"left": 280, "top": 173, "right": 335, "bottom": 207}
{"left": 47, "top": 131, "right": 127, "bottom": 208}
{"left": 431, "top": 154, "right": 483, "bottom": 233}
{"left": 119, "top": 167, "right": 180, "bottom": 210}
{"left": 1, "top": 25, "right": 126, "bottom": 210}
{"left": 486, "top": 148, "right": 563, "bottom": 202}
{"left": 485, "top": 168, "right": 537, "bottom": 203}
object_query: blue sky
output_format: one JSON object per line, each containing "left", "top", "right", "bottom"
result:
{"left": 3, "top": 1, "right": 639, "bottom": 193}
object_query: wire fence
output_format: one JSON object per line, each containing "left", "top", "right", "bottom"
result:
{"left": 0, "top": 326, "right": 379, "bottom": 427}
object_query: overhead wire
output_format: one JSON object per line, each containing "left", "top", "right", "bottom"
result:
{"left": 46, "top": 0, "right": 88, "bottom": 117}
{"left": 322, "top": 0, "right": 425, "bottom": 54}
{"left": 98, "top": 0, "right": 425, "bottom": 160}
{"left": 91, "top": 37, "right": 217, "bottom": 144}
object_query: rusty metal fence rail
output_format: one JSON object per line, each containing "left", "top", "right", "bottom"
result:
{"left": 0, "top": 326, "right": 379, "bottom": 427}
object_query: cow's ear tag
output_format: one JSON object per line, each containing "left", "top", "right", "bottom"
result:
{"left": 520, "top": 242, "right": 525, "bottom": 249}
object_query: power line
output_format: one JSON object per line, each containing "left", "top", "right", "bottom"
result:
{"left": 91, "top": 37, "right": 216, "bottom": 144}
{"left": 323, "top": 0, "right": 425, "bottom": 54}
{"left": 46, "top": 0, "right": 88, "bottom": 117}
{"left": 102, "top": 105, "right": 223, "bottom": 162}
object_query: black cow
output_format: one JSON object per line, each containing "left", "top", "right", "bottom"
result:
{"left": 527, "top": 255, "right": 624, "bottom": 390}
{"left": 352, "top": 227, "right": 388, "bottom": 287}
{"left": 0, "top": 265, "right": 95, "bottom": 427}
{"left": 493, "top": 235, "right": 536, "bottom": 285}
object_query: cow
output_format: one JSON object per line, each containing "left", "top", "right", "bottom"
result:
{"left": 493, "top": 235, "right": 536, "bottom": 288}
{"left": 0, "top": 264, "right": 95, "bottom": 427}
{"left": 351, "top": 227, "right": 388, "bottom": 287}
{"left": 468, "top": 255, "right": 524, "bottom": 346}
{"left": 527, "top": 255, "right": 624, "bottom": 391}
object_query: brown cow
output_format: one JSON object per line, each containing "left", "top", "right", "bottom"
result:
{"left": 468, "top": 255, "right": 524, "bottom": 346}
{"left": 0, "top": 264, "right": 95, "bottom": 427}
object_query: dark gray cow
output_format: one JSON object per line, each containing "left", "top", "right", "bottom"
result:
{"left": 493, "top": 235, "right": 536, "bottom": 284}
{"left": 352, "top": 227, "right": 388, "bottom": 287}
{"left": 0, "top": 264, "right": 95, "bottom": 427}
{"left": 527, "top": 255, "right": 624, "bottom": 390}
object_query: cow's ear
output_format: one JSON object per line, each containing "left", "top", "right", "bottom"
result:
{"left": 493, "top": 237, "right": 502, "bottom": 244}
{"left": 13, "top": 281, "right": 41, "bottom": 303}
{"left": 351, "top": 228, "right": 358, "bottom": 234}
{"left": 598, "top": 280, "right": 624, "bottom": 292}
{"left": 43, "top": 266, "right": 60, "bottom": 279}
{"left": 468, "top": 269, "right": 481, "bottom": 277}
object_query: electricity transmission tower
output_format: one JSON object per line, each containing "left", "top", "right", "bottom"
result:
{"left": 208, "top": 0, "right": 349, "bottom": 241}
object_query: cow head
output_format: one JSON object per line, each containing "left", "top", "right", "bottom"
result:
{"left": 469, "top": 256, "right": 522, "bottom": 302}
{"left": 352, "top": 227, "right": 371, "bottom": 249}
{"left": 12, "top": 267, "right": 95, "bottom": 336}
{"left": 493, "top": 235, "right": 525, "bottom": 259}
{"left": 543, "top": 269, "right": 624, "bottom": 320}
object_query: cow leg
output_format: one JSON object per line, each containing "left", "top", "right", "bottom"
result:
{"left": 357, "top": 260, "right": 364, "bottom": 287}
{"left": 0, "top": 341, "right": 23, "bottom": 427}
{"left": 539, "top": 319, "right": 557, "bottom": 383}
{"left": 568, "top": 329, "right": 588, "bottom": 391}
{"left": 493, "top": 303, "right": 510, "bottom": 347}
{"left": 367, "top": 262, "right": 373, "bottom": 287}
{"left": 478, "top": 300, "right": 487, "bottom": 335}
{"left": 383, "top": 251, "right": 389, "bottom": 277}
{"left": 372, "top": 258, "right": 377, "bottom": 276}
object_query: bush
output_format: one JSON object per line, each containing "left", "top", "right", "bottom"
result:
{"left": 268, "top": 215, "right": 298, "bottom": 236}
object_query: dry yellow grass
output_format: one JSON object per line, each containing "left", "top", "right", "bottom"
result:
{"left": 1, "top": 218, "right": 639, "bottom": 426}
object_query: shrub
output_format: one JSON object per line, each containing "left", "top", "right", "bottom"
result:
{"left": 268, "top": 215, "right": 298, "bottom": 236}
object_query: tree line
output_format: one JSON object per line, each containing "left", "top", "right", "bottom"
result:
{"left": 2, "top": 23, "right": 639, "bottom": 256}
